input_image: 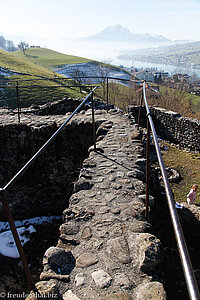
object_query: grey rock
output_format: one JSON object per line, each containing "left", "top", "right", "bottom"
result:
{"left": 105, "top": 193, "right": 116, "bottom": 202}
{"left": 63, "top": 290, "right": 81, "bottom": 300}
{"left": 74, "top": 178, "right": 93, "bottom": 192}
{"left": 76, "top": 252, "right": 98, "bottom": 268}
{"left": 128, "top": 233, "right": 163, "bottom": 271}
{"left": 75, "top": 273, "right": 85, "bottom": 286}
{"left": 92, "top": 269, "right": 112, "bottom": 288}
{"left": 133, "top": 282, "right": 167, "bottom": 300}
{"left": 107, "top": 236, "right": 131, "bottom": 264}
{"left": 127, "top": 169, "right": 144, "bottom": 180}
{"left": 99, "top": 206, "right": 110, "bottom": 214}
{"left": 42, "top": 247, "right": 75, "bottom": 275}
{"left": 81, "top": 226, "right": 92, "bottom": 239}
{"left": 59, "top": 223, "right": 80, "bottom": 235}
{"left": 115, "top": 273, "right": 133, "bottom": 290}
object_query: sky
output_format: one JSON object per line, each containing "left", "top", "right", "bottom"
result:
{"left": 0, "top": 0, "right": 200, "bottom": 60}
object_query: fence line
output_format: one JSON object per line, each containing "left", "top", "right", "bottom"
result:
{"left": 139, "top": 81, "right": 200, "bottom": 300}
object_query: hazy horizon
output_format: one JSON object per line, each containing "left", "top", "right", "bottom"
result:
{"left": 0, "top": 0, "right": 200, "bottom": 62}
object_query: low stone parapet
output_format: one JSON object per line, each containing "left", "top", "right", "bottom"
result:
{"left": 27, "top": 111, "right": 166, "bottom": 299}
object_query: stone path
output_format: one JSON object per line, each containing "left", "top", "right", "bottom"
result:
{"left": 20, "top": 109, "right": 166, "bottom": 300}
{"left": 0, "top": 108, "right": 166, "bottom": 299}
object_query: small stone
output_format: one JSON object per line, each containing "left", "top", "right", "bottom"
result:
{"left": 107, "top": 236, "right": 131, "bottom": 264}
{"left": 95, "top": 177, "right": 104, "bottom": 183}
{"left": 134, "top": 282, "right": 167, "bottom": 300}
{"left": 123, "top": 208, "right": 137, "bottom": 217}
{"left": 109, "top": 175, "right": 116, "bottom": 182}
{"left": 102, "top": 254, "right": 120, "bottom": 271}
{"left": 115, "top": 273, "right": 133, "bottom": 290}
{"left": 87, "top": 191, "right": 96, "bottom": 198}
{"left": 111, "top": 183, "right": 122, "bottom": 190}
{"left": 128, "top": 233, "right": 162, "bottom": 271}
{"left": 42, "top": 247, "right": 75, "bottom": 275}
{"left": 102, "top": 169, "right": 113, "bottom": 175}
{"left": 105, "top": 194, "right": 116, "bottom": 202}
{"left": 76, "top": 252, "right": 98, "bottom": 268}
{"left": 110, "top": 223, "right": 124, "bottom": 237}
{"left": 92, "top": 269, "right": 112, "bottom": 288}
{"left": 63, "top": 290, "right": 81, "bottom": 300}
{"left": 99, "top": 206, "right": 110, "bottom": 214}
{"left": 26, "top": 281, "right": 58, "bottom": 300}
{"left": 110, "top": 207, "right": 121, "bottom": 214}
{"left": 97, "top": 182, "right": 110, "bottom": 189}
{"left": 60, "top": 223, "right": 80, "bottom": 235}
{"left": 119, "top": 179, "right": 131, "bottom": 184}
{"left": 82, "top": 227, "right": 92, "bottom": 239}
{"left": 75, "top": 273, "right": 85, "bottom": 286}
{"left": 116, "top": 171, "right": 125, "bottom": 178}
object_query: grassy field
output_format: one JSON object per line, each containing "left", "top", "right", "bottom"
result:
{"left": 12, "top": 47, "right": 91, "bottom": 68}
{"left": 0, "top": 49, "right": 86, "bottom": 108}
{"left": 160, "top": 142, "right": 200, "bottom": 205}
{"left": 0, "top": 49, "right": 56, "bottom": 77}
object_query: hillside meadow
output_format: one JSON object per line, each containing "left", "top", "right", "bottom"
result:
{"left": 0, "top": 49, "right": 89, "bottom": 108}
{"left": 12, "top": 47, "right": 91, "bottom": 68}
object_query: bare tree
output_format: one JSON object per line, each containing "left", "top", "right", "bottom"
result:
{"left": 17, "top": 41, "right": 29, "bottom": 54}
{"left": 71, "top": 68, "right": 86, "bottom": 92}
{"left": 94, "top": 60, "right": 111, "bottom": 100}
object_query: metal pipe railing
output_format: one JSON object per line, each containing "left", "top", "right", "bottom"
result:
{"left": 3, "top": 86, "right": 98, "bottom": 191}
{"left": 0, "top": 86, "right": 99, "bottom": 289}
{"left": 142, "top": 82, "right": 200, "bottom": 300}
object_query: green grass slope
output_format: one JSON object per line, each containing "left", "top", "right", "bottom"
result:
{"left": 0, "top": 49, "right": 84, "bottom": 108}
{"left": 12, "top": 47, "right": 91, "bottom": 68}
{"left": 0, "top": 48, "right": 56, "bottom": 77}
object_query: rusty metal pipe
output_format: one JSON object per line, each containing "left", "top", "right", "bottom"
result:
{"left": 145, "top": 118, "right": 150, "bottom": 219}
{"left": 142, "top": 82, "right": 200, "bottom": 300}
{"left": 0, "top": 188, "right": 34, "bottom": 289}
{"left": 106, "top": 77, "right": 109, "bottom": 112}
{"left": 91, "top": 91, "right": 96, "bottom": 151}
{"left": 16, "top": 81, "right": 20, "bottom": 124}
{"left": 137, "top": 90, "right": 143, "bottom": 130}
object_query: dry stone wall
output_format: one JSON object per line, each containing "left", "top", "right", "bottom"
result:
{"left": 26, "top": 111, "right": 166, "bottom": 300}
{"left": 0, "top": 109, "right": 100, "bottom": 219}
{"left": 128, "top": 105, "right": 200, "bottom": 152}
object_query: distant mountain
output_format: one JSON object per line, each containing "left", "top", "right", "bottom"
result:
{"left": 82, "top": 24, "right": 172, "bottom": 44}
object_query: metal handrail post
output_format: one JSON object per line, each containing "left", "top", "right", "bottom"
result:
{"left": 106, "top": 77, "right": 109, "bottom": 112}
{"left": 0, "top": 188, "right": 34, "bottom": 289}
{"left": 16, "top": 81, "right": 20, "bottom": 124}
{"left": 137, "top": 90, "right": 143, "bottom": 130}
{"left": 142, "top": 82, "right": 200, "bottom": 300}
{"left": 145, "top": 118, "right": 150, "bottom": 219}
{"left": 91, "top": 91, "right": 96, "bottom": 151}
